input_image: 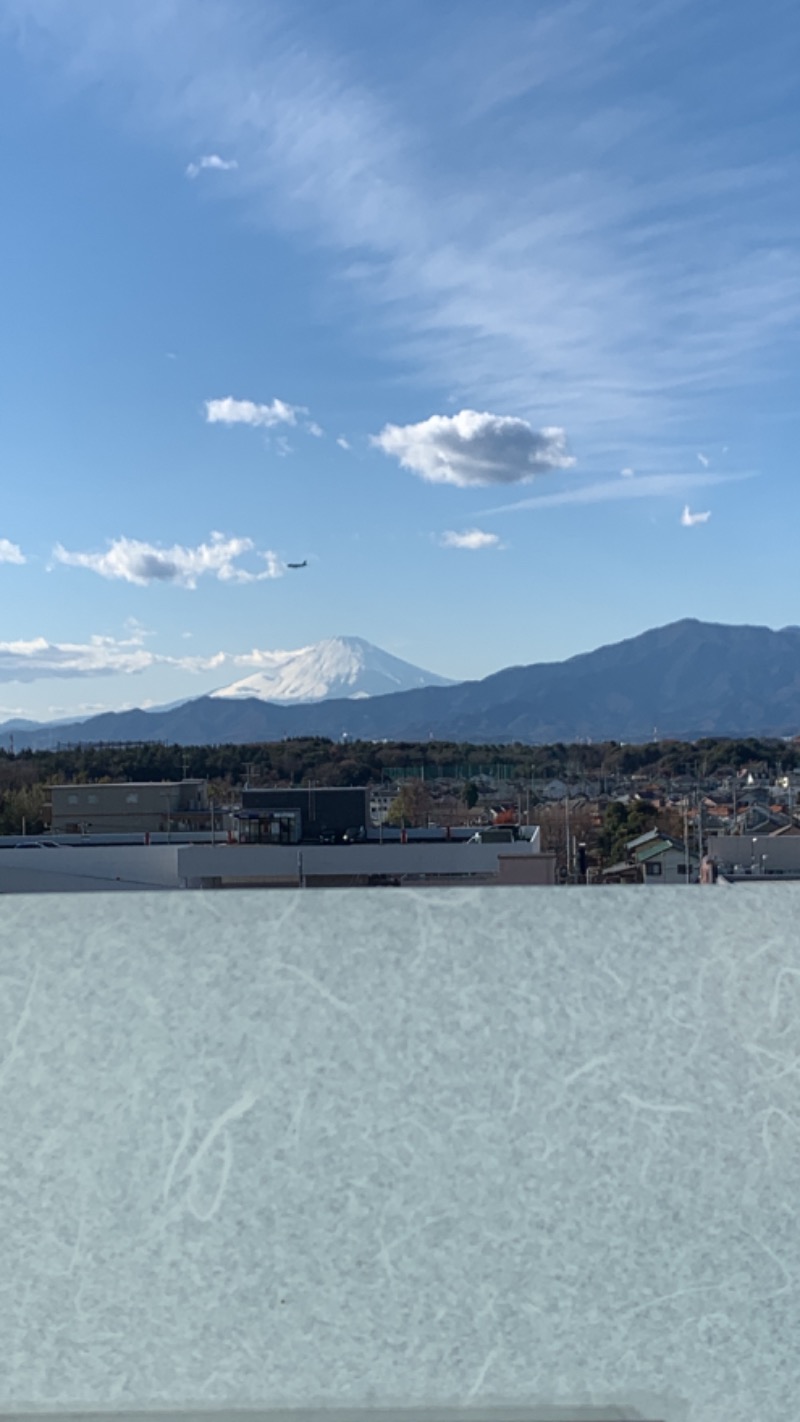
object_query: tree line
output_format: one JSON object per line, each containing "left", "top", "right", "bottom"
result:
{"left": 0, "top": 732, "right": 795, "bottom": 794}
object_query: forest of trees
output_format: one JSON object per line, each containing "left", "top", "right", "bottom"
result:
{"left": 0, "top": 732, "right": 796, "bottom": 803}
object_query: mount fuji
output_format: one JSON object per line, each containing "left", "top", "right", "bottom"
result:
{"left": 209, "top": 635, "right": 457, "bottom": 704}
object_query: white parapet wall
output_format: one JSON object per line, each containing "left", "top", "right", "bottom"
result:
{"left": 0, "top": 840, "right": 553, "bottom": 891}
{"left": 0, "top": 885, "right": 798, "bottom": 1420}
{"left": 0, "top": 844, "right": 182, "bottom": 891}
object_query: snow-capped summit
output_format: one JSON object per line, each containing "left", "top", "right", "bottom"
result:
{"left": 209, "top": 635, "right": 457, "bottom": 704}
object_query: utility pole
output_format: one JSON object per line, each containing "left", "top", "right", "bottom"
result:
{"left": 683, "top": 800, "right": 690, "bottom": 882}
{"left": 564, "top": 794, "right": 571, "bottom": 880}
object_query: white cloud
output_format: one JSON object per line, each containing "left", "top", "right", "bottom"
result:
{"left": 14, "top": 0, "right": 800, "bottom": 472}
{"left": 372, "top": 409, "right": 575, "bottom": 488}
{"left": 52, "top": 533, "right": 285, "bottom": 588}
{"left": 0, "top": 539, "right": 25, "bottom": 565}
{"left": 479, "top": 470, "right": 749, "bottom": 515}
{"left": 620, "top": 467, "right": 635, "bottom": 477}
{"left": 0, "top": 634, "right": 154, "bottom": 682}
{"left": 205, "top": 396, "right": 304, "bottom": 429}
{"left": 186, "top": 153, "right": 238, "bottom": 178}
{"left": 336, "top": 436, "right": 351, "bottom": 450}
{"left": 275, "top": 436, "right": 292, "bottom": 457}
{"left": 681, "top": 505, "right": 711, "bottom": 526}
{"left": 306, "top": 421, "right": 324, "bottom": 438}
{"left": 440, "top": 529, "right": 503, "bottom": 550}
{"left": 697, "top": 452, "right": 710, "bottom": 467}
{"left": 0, "top": 631, "right": 230, "bottom": 684}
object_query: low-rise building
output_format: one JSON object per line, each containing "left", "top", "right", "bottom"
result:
{"left": 0, "top": 836, "right": 557, "bottom": 892}
{"left": 628, "top": 829, "right": 699, "bottom": 882}
{"left": 50, "top": 779, "right": 209, "bottom": 834}
{"left": 601, "top": 828, "right": 700, "bottom": 884}
{"left": 237, "top": 786, "right": 368, "bottom": 843}
{"left": 707, "top": 832, "right": 800, "bottom": 877}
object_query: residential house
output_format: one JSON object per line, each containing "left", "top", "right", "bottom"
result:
{"left": 624, "top": 828, "right": 699, "bottom": 883}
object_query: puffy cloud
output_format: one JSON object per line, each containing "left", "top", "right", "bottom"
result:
{"left": 306, "top": 421, "right": 325, "bottom": 438}
{"left": 186, "top": 154, "right": 238, "bottom": 178}
{"left": 372, "top": 409, "right": 575, "bottom": 487}
{"left": 440, "top": 529, "right": 502, "bottom": 550}
{"left": 681, "top": 505, "right": 711, "bottom": 526}
{"left": 0, "top": 539, "right": 25, "bottom": 564}
{"left": 204, "top": 396, "right": 304, "bottom": 428}
{"left": 52, "top": 533, "right": 285, "bottom": 588}
{"left": 336, "top": 436, "right": 351, "bottom": 450}
{"left": 697, "top": 452, "right": 710, "bottom": 467}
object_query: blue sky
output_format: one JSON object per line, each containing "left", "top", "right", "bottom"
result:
{"left": 1, "top": 0, "right": 799, "bottom": 721}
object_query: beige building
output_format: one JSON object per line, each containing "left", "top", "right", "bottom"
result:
{"left": 49, "top": 780, "right": 209, "bottom": 834}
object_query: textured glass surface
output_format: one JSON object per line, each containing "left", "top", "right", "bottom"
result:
{"left": 2, "top": 886, "right": 799, "bottom": 1420}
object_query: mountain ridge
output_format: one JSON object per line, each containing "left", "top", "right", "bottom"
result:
{"left": 4, "top": 619, "right": 800, "bottom": 750}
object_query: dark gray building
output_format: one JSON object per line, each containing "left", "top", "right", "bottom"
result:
{"left": 239, "top": 787, "right": 368, "bottom": 843}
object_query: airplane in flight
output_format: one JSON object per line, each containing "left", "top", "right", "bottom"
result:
{"left": 286, "top": 559, "right": 307, "bottom": 569}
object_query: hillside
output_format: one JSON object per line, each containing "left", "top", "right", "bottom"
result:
{"left": 4, "top": 619, "right": 800, "bottom": 750}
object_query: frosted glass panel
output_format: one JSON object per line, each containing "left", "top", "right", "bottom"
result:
{"left": 1, "top": 886, "right": 798, "bottom": 1421}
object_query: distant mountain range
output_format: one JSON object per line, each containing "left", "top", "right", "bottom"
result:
{"left": 3, "top": 620, "right": 800, "bottom": 750}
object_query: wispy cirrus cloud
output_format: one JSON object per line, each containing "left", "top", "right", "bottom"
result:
{"left": 52, "top": 533, "right": 284, "bottom": 587}
{"left": 478, "top": 470, "right": 749, "bottom": 515}
{"left": 8, "top": 0, "right": 800, "bottom": 469}
{"left": 439, "top": 529, "right": 503, "bottom": 550}
{"left": 681, "top": 505, "right": 711, "bottom": 526}
{"left": 0, "top": 538, "right": 26, "bottom": 564}
{"left": 373, "top": 410, "right": 574, "bottom": 487}
{"left": 186, "top": 153, "right": 237, "bottom": 178}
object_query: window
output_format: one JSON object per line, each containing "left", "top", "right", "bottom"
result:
{"left": 677, "top": 863, "right": 688, "bottom": 874}
{"left": 645, "top": 861, "right": 663, "bottom": 876}
{"left": 126, "top": 793, "right": 139, "bottom": 804}
{"left": 68, "top": 794, "right": 79, "bottom": 805}
{"left": 87, "top": 794, "right": 98, "bottom": 805}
